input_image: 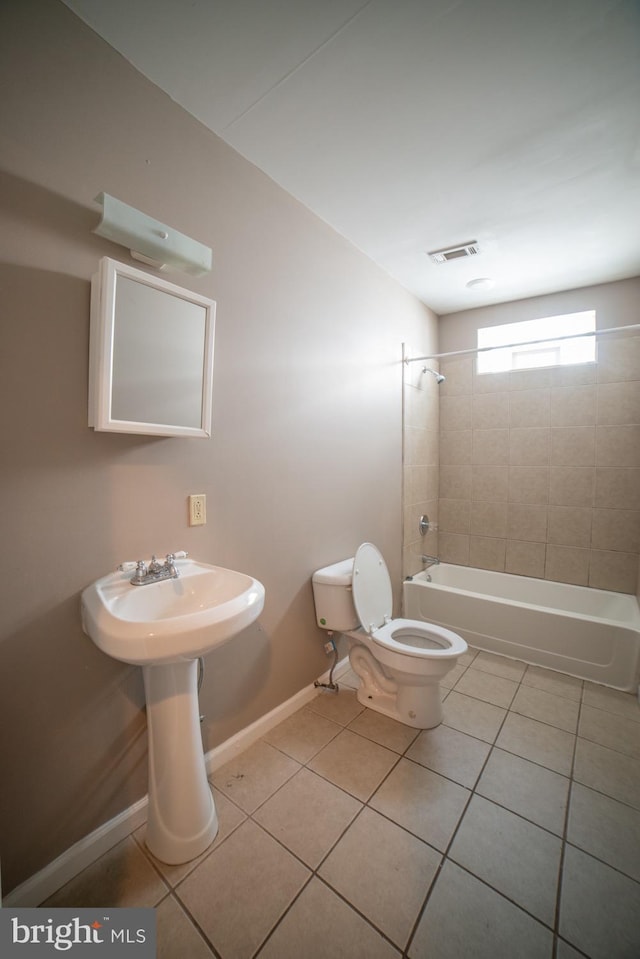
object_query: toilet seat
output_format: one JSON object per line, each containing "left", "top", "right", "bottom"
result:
{"left": 372, "top": 619, "right": 467, "bottom": 659}
{"left": 352, "top": 544, "right": 466, "bottom": 661}
{"left": 352, "top": 542, "right": 393, "bottom": 633}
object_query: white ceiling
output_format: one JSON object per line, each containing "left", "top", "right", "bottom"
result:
{"left": 63, "top": 0, "right": 640, "bottom": 314}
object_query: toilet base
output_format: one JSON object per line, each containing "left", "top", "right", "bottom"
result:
{"left": 348, "top": 644, "right": 445, "bottom": 729}
{"left": 355, "top": 682, "right": 443, "bottom": 729}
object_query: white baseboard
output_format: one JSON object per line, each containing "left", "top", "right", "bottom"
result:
{"left": 3, "top": 656, "right": 350, "bottom": 908}
{"left": 3, "top": 797, "right": 149, "bottom": 909}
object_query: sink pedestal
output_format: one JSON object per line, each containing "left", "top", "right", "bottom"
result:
{"left": 142, "top": 661, "right": 218, "bottom": 864}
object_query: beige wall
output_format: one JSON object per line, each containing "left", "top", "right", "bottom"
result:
{"left": 436, "top": 280, "right": 640, "bottom": 592}
{"left": 0, "top": 0, "right": 437, "bottom": 893}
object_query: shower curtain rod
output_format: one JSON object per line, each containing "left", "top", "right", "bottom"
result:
{"left": 404, "top": 323, "right": 640, "bottom": 364}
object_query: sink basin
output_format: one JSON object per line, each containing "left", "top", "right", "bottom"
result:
{"left": 80, "top": 556, "right": 266, "bottom": 865}
{"left": 81, "top": 558, "right": 265, "bottom": 664}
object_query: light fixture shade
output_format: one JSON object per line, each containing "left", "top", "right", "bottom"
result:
{"left": 93, "top": 193, "right": 212, "bottom": 276}
{"left": 466, "top": 277, "right": 495, "bottom": 290}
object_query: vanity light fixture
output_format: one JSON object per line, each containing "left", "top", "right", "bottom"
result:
{"left": 93, "top": 193, "right": 212, "bottom": 276}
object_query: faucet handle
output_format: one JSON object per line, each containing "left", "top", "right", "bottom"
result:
{"left": 131, "top": 560, "right": 148, "bottom": 584}
{"left": 164, "top": 552, "right": 183, "bottom": 579}
{"left": 164, "top": 550, "right": 188, "bottom": 564}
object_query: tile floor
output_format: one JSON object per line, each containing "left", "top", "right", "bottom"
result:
{"left": 44, "top": 648, "right": 640, "bottom": 958}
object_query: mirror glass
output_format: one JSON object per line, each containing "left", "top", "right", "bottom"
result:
{"left": 89, "top": 258, "right": 216, "bottom": 437}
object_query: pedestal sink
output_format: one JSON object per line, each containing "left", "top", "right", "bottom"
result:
{"left": 81, "top": 557, "right": 265, "bottom": 864}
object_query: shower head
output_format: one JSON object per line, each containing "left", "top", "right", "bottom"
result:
{"left": 422, "top": 366, "right": 446, "bottom": 384}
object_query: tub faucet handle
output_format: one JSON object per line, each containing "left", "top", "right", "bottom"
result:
{"left": 419, "top": 515, "right": 439, "bottom": 536}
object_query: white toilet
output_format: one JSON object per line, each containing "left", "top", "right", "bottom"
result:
{"left": 312, "top": 543, "right": 467, "bottom": 729}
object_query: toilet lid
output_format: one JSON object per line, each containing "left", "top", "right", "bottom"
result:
{"left": 352, "top": 543, "right": 393, "bottom": 634}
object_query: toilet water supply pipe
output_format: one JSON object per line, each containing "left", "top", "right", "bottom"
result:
{"left": 314, "top": 635, "right": 340, "bottom": 692}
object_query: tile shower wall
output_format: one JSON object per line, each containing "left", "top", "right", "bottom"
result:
{"left": 403, "top": 357, "right": 440, "bottom": 578}
{"left": 437, "top": 332, "right": 640, "bottom": 593}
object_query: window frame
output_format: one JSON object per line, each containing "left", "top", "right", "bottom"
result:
{"left": 475, "top": 310, "right": 596, "bottom": 375}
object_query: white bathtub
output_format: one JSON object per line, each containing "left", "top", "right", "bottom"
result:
{"left": 403, "top": 564, "right": 640, "bottom": 692}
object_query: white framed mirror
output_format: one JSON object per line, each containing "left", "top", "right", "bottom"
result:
{"left": 88, "top": 258, "right": 216, "bottom": 437}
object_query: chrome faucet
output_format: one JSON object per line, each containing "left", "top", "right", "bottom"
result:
{"left": 422, "top": 554, "right": 440, "bottom": 569}
{"left": 119, "top": 552, "right": 187, "bottom": 586}
{"left": 148, "top": 555, "right": 164, "bottom": 576}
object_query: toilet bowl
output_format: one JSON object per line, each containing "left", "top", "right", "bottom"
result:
{"left": 312, "top": 543, "right": 467, "bottom": 728}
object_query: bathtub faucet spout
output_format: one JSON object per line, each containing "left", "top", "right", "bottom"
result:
{"left": 422, "top": 555, "right": 440, "bottom": 569}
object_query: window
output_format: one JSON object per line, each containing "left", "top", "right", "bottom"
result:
{"left": 476, "top": 310, "right": 596, "bottom": 374}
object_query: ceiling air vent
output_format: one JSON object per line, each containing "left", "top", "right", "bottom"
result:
{"left": 427, "top": 241, "right": 480, "bottom": 264}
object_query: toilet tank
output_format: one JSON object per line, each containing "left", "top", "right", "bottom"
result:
{"left": 312, "top": 558, "right": 360, "bottom": 631}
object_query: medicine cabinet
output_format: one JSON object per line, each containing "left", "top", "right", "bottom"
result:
{"left": 88, "top": 258, "right": 216, "bottom": 437}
